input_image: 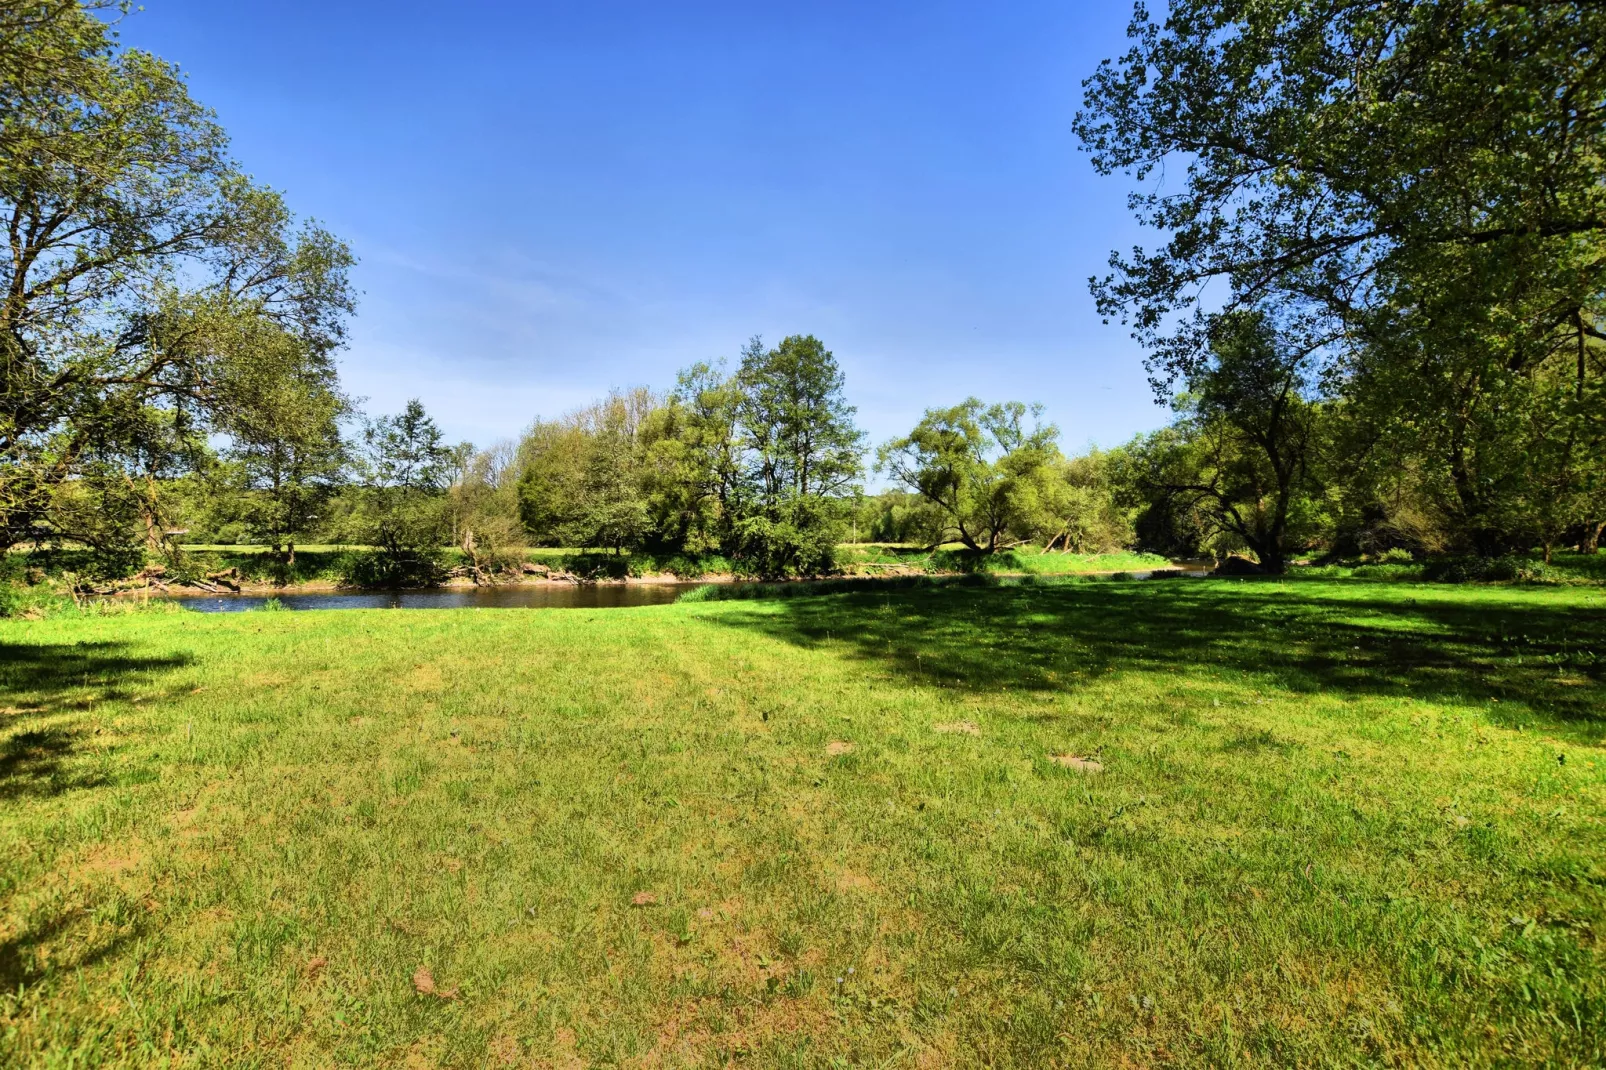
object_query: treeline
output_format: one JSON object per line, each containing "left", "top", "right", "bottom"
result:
{"left": 162, "top": 311, "right": 1606, "bottom": 582}
{"left": 158, "top": 331, "right": 1147, "bottom": 580}
{"left": 3, "top": 2, "right": 1602, "bottom": 586}
{"left": 1074, "top": 0, "right": 1606, "bottom": 569}
{"left": 163, "top": 335, "right": 871, "bottom": 580}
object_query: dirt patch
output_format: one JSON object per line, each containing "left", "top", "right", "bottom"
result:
{"left": 1051, "top": 754, "right": 1104, "bottom": 773}
{"left": 549, "top": 1027, "right": 585, "bottom": 1070}
{"left": 826, "top": 740, "right": 853, "bottom": 756}
{"left": 411, "top": 965, "right": 458, "bottom": 1000}
{"left": 934, "top": 721, "right": 981, "bottom": 736}
{"left": 486, "top": 1033, "right": 521, "bottom": 1065}
{"left": 833, "top": 868, "right": 880, "bottom": 893}
{"left": 408, "top": 664, "right": 444, "bottom": 692}
{"left": 631, "top": 891, "right": 659, "bottom": 907}
{"left": 74, "top": 846, "right": 142, "bottom": 880}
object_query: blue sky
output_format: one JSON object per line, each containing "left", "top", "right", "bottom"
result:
{"left": 116, "top": 1, "right": 1165, "bottom": 455}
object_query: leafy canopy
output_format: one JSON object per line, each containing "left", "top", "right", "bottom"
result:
{"left": 0, "top": 0, "right": 353, "bottom": 551}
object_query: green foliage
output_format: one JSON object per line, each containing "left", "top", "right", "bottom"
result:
{"left": 0, "top": 578, "right": 70, "bottom": 619}
{"left": 727, "top": 335, "right": 865, "bottom": 574}
{"left": 310, "top": 400, "right": 457, "bottom": 588}
{"left": 1043, "top": 448, "right": 1135, "bottom": 553}
{"left": 514, "top": 338, "right": 864, "bottom": 576}
{"left": 340, "top": 535, "right": 444, "bottom": 590}
{"left": 849, "top": 490, "right": 947, "bottom": 545}
{"left": 728, "top": 502, "right": 840, "bottom": 578}
{"left": 0, "top": 3, "right": 354, "bottom": 561}
{"left": 1423, "top": 556, "right": 1558, "bottom": 585}
{"left": 212, "top": 322, "right": 349, "bottom": 571}
{"left": 1132, "top": 312, "right": 1324, "bottom": 573}
{"left": 517, "top": 390, "right": 656, "bottom": 552}
{"left": 1077, "top": 0, "right": 1606, "bottom": 559}
{"left": 360, "top": 399, "right": 452, "bottom": 494}
{"left": 879, "top": 399, "right": 1062, "bottom": 552}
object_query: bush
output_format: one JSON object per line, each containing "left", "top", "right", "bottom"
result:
{"left": 340, "top": 547, "right": 444, "bottom": 588}
{"left": 648, "top": 552, "right": 733, "bottom": 579}
{"left": 1423, "top": 556, "right": 1555, "bottom": 584}
{"left": 0, "top": 581, "right": 71, "bottom": 619}
{"left": 730, "top": 511, "right": 840, "bottom": 578}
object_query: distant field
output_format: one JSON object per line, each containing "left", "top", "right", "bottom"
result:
{"left": 1, "top": 578, "right": 1602, "bottom": 1066}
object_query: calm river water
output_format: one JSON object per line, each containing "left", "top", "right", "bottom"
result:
{"left": 160, "top": 564, "right": 1212, "bottom": 612}
{"left": 170, "top": 584, "right": 689, "bottom": 613}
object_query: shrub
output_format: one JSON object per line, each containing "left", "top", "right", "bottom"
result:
{"left": 1423, "top": 556, "right": 1554, "bottom": 584}
{"left": 340, "top": 546, "right": 444, "bottom": 588}
{"left": 730, "top": 512, "right": 840, "bottom": 578}
{"left": 0, "top": 581, "right": 70, "bottom": 619}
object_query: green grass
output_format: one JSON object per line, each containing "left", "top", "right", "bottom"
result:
{"left": 2, "top": 580, "right": 1604, "bottom": 1066}
{"left": 837, "top": 544, "right": 1174, "bottom": 576}
{"left": 1295, "top": 552, "right": 1606, "bottom": 587}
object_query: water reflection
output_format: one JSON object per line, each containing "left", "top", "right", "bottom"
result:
{"left": 164, "top": 564, "right": 1213, "bottom": 613}
{"left": 174, "top": 584, "right": 687, "bottom": 613}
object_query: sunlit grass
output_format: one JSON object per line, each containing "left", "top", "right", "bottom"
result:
{"left": 1, "top": 579, "right": 1602, "bottom": 1066}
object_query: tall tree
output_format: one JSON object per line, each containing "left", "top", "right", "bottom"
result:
{"left": 0, "top": 2, "right": 354, "bottom": 553}
{"left": 219, "top": 323, "right": 349, "bottom": 571}
{"left": 732, "top": 336, "right": 865, "bottom": 574}
{"left": 1147, "top": 312, "right": 1322, "bottom": 574}
{"left": 737, "top": 336, "right": 863, "bottom": 505}
{"left": 1077, "top": 0, "right": 1606, "bottom": 552}
{"left": 648, "top": 361, "right": 744, "bottom": 551}
{"left": 363, "top": 399, "right": 451, "bottom": 494}
{"left": 516, "top": 389, "right": 656, "bottom": 551}
{"left": 352, "top": 400, "right": 453, "bottom": 585}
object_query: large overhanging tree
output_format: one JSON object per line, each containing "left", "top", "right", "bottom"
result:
{"left": 1077, "top": 0, "right": 1606, "bottom": 553}
{"left": 1, "top": 1, "right": 353, "bottom": 552}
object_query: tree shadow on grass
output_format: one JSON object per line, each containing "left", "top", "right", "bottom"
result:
{"left": 0, "top": 726, "right": 108, "bottom": 801}
{"left": 709, "top": 579, "right": 1606, "bottom": 743}
{"left": 0, "top": 640, "right": 190, "bottom": 800}
{"left": 0, "top": 903, "right": 141, "bottom": 997}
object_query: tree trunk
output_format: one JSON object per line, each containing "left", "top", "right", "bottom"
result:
{"left": 1583, "top": 521, "right": 1604, "bottom": 554}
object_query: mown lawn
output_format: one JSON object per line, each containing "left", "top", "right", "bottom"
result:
{"left": 1, "top": 579, "right": 1603, "bottom": 1067}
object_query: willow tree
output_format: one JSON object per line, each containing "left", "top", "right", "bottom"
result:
{"left": 878, "top": 399, "right": 1061, "bottom": 554}
{"left": 0, "top": 2, "right": 354, "bottom": 554}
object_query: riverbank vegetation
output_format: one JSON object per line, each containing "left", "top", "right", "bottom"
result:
{"left": 3, "top": 5, "right": 1604, "bottom": 599}
{"left": 2, "top": 578, "right": 1602, "bottom": 1065}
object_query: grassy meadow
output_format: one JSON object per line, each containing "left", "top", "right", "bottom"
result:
{"left": 1, "top": 577, "right": 1603, "bottom": 1066}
